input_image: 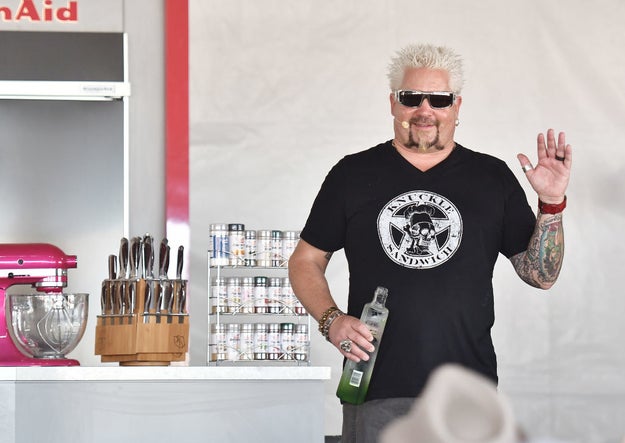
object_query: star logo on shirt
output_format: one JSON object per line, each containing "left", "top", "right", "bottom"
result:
{"left": 378, "top": 191, "right": 462, "bottom": 269}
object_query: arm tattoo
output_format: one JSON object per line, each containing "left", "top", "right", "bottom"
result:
{"left": 324, "top": 251, "right": 333, "bottom": 261}
{"left": 512, "top": 213, "right": 564, "bottom": 288}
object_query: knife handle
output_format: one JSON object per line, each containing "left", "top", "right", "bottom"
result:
{"left": 108, "top": 254, "right": 117, "bottom": 280}
{"left": 104, "top": 280, "right": 114, "bottom": 315}
{"left": 100, "top": 281, "right": 107, "bottom": 314}
{"left": 119, "top": 237, "right": 129, "bottom": 279}
{"left": 129, "top": 281, "right": 137, "bottom": 315}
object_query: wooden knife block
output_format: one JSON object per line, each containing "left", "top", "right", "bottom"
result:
{"left": 94, "top": 278, "right": 189, "bottom": 366}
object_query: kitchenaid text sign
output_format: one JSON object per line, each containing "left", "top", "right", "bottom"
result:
{"left": 0, "top": 0, "right": 122, "bottom": 31}
{"left": 0, "top": 0, "right": 77, "bottom": 22}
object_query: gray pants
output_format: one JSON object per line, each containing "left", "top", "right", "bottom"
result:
{"left": 341, "top": 397, "right": 415, "bottom": 443}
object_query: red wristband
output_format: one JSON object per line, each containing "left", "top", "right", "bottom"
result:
{"left": 538, "top": 195, "right": 567, "bottom": 214}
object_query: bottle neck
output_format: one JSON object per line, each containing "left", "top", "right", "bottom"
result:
{"left": 372, "top": 287, "right": 388, "bottom": 307}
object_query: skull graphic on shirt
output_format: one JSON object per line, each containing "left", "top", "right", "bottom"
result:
{"left": 403, "top": 205, "right": 437, "bottom": 256}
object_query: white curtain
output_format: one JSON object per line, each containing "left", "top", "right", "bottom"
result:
{"left": 189, "top": 1, "right": 625, "bottom": 441}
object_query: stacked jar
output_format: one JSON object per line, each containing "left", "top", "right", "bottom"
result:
{"left": 209, "top": 322, "right": 308, "bottom": 362}
{"left": 209, "top": 274, "right": 306, "bottom": 315}
{"left": 228, "top": 223, "right": 245, "bottom": 266}
{"left": 209, "top": 224, "right": 229, "bottom": 267}
{"left": 209, "top": 224, "right": 300, "bottom": 268}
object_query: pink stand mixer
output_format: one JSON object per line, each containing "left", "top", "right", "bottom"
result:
{"left": 0, "top": 243, "right": 79, "bottom": 366}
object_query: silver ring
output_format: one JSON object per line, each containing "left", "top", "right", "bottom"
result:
{"left": 555, "top": 155, "right": 565, "bottom": 161}
{"left": 522, "top": 164, "right": 533, "bottom": 173}
{"left": 339, "top": 339, "right": 352, "bottom": 353}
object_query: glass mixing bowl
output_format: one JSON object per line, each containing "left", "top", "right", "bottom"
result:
{"left": 8, "top": 293, "right": 89, "bottom": 359}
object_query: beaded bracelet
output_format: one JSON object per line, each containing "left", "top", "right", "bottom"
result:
{"left": 321, "top": 309, "right": 345, "bottom": 341}
{"left": 318, "top": 306, "right": 340, "bottom": 333}
{"left": 318, "top": 306, "right": 345, "bottom": 341}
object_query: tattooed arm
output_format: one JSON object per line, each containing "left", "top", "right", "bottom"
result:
{"left": 514, "top": 128, "right": 571, "bottom": 288}
{"left": 510, "top": 212, "right": 564, "bottom": 289}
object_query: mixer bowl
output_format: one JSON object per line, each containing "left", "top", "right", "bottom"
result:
{"left": 7, "top": 293, "right": 88, "bottom": 359}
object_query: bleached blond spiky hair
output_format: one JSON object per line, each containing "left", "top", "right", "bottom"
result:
{"left": 387, "top": 44, "right": 465, "bottom": 94}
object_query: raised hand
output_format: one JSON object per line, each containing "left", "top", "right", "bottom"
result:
{"left": 517, "top": 128, "right": 572, "bottom": 204}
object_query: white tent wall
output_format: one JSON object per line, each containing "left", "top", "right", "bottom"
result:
{"left": 189, "top": 1, "right": 625, "bottom": 441}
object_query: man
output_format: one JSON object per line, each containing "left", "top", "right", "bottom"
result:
{"left": 288, "top": 43, "right": 572, "bottom": 443}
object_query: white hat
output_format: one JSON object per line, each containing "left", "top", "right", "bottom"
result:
{"left": 379, "top": 364, "right": 518, "bottom": 443}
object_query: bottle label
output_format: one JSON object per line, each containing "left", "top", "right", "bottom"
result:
{"left": 349, "top": 370, "right": 363, "bottom": 387}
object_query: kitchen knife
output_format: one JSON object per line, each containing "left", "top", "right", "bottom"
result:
{"left": 112, "top": 279, "right": 122, "bottom": 315}
{"left": 143, "top": 281, "right": 153, "bottom": 323}
{"left": 126, "top": 237, "right": 141, "bottom": 319}
{"left": 108, "top": 254, "right": 117, "bottom": 281}
{"left": 165, "top": 279, "right": 174, "bottom": 312}
{"left": 156, "top": 281, "right": 167, "bottom": 324}
{"left": 173, "top": 245, "right": 185, "bottom": 316}
{"left": 129, "top": 236, "right": 140, "bottom": 279}
{"left": 158, "top": 238, "right": 168, "bottom": 279}
{"left": 115, "top": 238, "right": 129, "bottom": 316}
{"left": 118, "top": 279, "right": 128, "bottom": 316}
{"left": 178, "top": 280, "right": 187, "bottom": 317}
{"left": 128, "top": 278, "right": 136, "bottom": 318}
{"left": 100, "top": 280, "right": 107, "bottom": 315}
{"left": 142, "top": 236, "right": 155, "bottom": 319}
{"left": 118, "top": 237, "right": 129, "bottom": 280}
{"left": 143, "top": 234, "right": 154, "bottom": 280}
{"left": 164, "top": 244, "right": 170, "bottom": 278}
{"left": 176, "top": 245, "right": 184, "bottom": 280}
{"left": 165, "top": 282, "right": 174, "bottom": 323}
{"left": 150, "top": 237, "right": 155, "bottom": 278}
{"left": 142, "top": 235, "right": 148, "bottom": 279}
{"left": 106, "top": 254, "right": 117, "bottom": 315}
{"left": 159, "top": 244, "right": 172, "bottom": 320}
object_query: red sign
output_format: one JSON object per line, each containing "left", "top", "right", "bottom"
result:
{"left": 0, "top": 0, "right": 77, "bottom": 23}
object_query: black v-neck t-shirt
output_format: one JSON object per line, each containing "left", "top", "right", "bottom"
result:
{"left": 300, "top": 140, "right": 535, "bottom": 401}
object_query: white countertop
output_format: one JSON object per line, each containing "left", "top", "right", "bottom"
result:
{"left": 0, "top": 365, "right": 331, "bottom": 381}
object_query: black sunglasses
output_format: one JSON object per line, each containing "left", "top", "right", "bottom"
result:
{"left": 394, "top": 90, "right": 456, "bottom": 109}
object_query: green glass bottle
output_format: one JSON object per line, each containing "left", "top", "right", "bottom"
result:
{"left": 336, "top": 286, "right": 389, "bottom": 405}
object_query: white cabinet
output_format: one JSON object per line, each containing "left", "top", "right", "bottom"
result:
{"left": 1, "top": 366, "right": 331, "bottom": 443}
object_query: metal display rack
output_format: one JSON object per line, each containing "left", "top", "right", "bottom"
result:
{"left": 207, "top": 254, "right": 311, "bottom": 366}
